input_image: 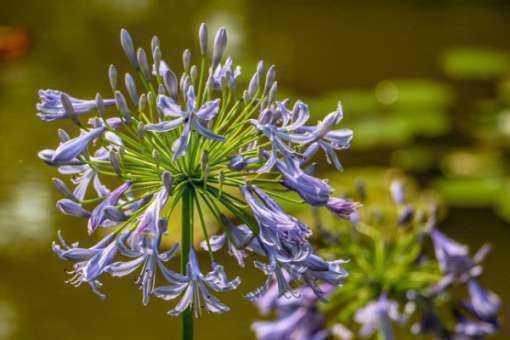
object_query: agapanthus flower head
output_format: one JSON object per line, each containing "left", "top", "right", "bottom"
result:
{"left": 39, "top": 23, "right": 354, "bottom": 319}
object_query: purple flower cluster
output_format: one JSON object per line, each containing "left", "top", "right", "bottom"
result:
{"left": 37, "top": 23, "right": 359, "bottom": 320}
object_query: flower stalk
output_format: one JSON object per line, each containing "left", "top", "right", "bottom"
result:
{"left": 181, "top": 187, "right": 194, "bottom": 340}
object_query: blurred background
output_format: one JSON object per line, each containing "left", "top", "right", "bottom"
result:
{"left": 1, "top": 0, "right": 510, "bottom": 339}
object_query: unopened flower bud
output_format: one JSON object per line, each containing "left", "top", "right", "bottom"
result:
{"left": 162, "top": 171, "right": 174, "bottom": 195}
{"left": 137, "top": 122, "right": 145, "bottom": 139}
{"left": 268, "top": 81, "right": 278, "bottom": 103}
{"left": 104, "top": 206, "right": 127, "bottom": 222}
{"left": 182, "top": 49, "right": 191, "bottom": 71}
{"left": 256, "top": 60, "right": 264, "bottom": 81}
{"left": 108, "top": 64, "right": 118, "bottom": 90}
{"left": 137, "top": 48, "right": 150, "bottom": 79}
{"left": 60, "top": 93, "right": 81, "bottom": 127}
{"left": 264, "top": 65, "right": 275, "bottom": 95}
{"left": 138, "top": 93, "right": 147, "bottom": 112}
{"left": 212, "top": 27, "right": 227, "bottom": 69}
{"left": 190, "top": 65, "right": 198, "bottom": 83}
{"left": 57, "top": 129, "right": 70, "bottom": 142}
{"left": 114, "top": 91, "right": 131, "bottom": 124}
{"left": 199, "top": 23, "right": 208, "bottom": 55}
{"left": 52, "top": 178, "right": 77, "bottom": 201}
{"left": 152, "top": 149, "right": 160, "bottom": 165}
{"left": 96, "top": 92, "right": 105, "bottom": 118}
{"left": 151, "top": 35, "right": 160, "bottom": 55}
{"left": 124, "top": 73, "right": 139, "bottom": 105}
{"left": 153, "top": 46, "right": 162, "bottom": 72}
{"left": 109, "top": 150, "right": 122, "bottom": 176}
{"left": 163, "top": 69, "right": 178, "bottom": 100}
{"left": 247, "top": 72, "right": 259, "bottom": 100}
{"left": 120, "top": 28, "right": 138, "bottom": 69}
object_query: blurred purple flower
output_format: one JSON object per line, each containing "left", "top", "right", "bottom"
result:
{"left": 354, "top": 295, "right": 404, "bottom": 339}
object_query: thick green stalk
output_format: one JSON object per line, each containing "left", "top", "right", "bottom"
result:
{"left": 181, "top": 188, "right": 194, "bottom": 340}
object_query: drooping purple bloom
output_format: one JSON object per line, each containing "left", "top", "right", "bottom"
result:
{"left": 37, "top": 89, "right": 115, "bottom": 121}
{"left": 276, "top": 157, "right": 332, "bottom": 206}
{"left": 52, "top": 231, "right": 118, "bottom": 298}
{"left": 144, "top": 87, "right": 225, "bottom": 158}
{"left": 326, "top": 197, "right": 360, "bottom": 220}
{"left": 429, "top": 227, "right": 491, "bottom": 280}
{"left": 354, "top": 295, "right": 404, "bottom": 340}
{"left": 465, "top": 279, "right": 500, "bottom": 322}
{"left": 153, "top": 248, "right": 241, "bottom": 316}
{"left": 241, "top": 184, "right": 312, "bottom": 258}
{"left": 51, "top": 127, "right": 105, "bottom": 164}
{"left": 105, "top": 223, "right": 179, "bottom": 305}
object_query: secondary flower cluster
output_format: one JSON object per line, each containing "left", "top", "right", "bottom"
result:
{"left": 38, "top": 24, "right": 357, "bottom": 316}
{"left": 251, "top": 180, "right": 501, "bottom": 339}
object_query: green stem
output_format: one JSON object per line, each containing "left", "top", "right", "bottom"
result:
{"left": 181, "top": 187, "right": 194, "bottom": 340}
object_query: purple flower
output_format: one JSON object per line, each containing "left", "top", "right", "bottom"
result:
{"left": 211, "top": 211, "right": 346, "bottom": 301}
{"left": 454, "top": 319, "right": 497, "bottom": 338}
{"left": 52, "top": 231, "right": 118, "bottom": 298}
{"left": 276, "top": 157, "right": 332, "bottom": 206}
{"left": 250, "top": 100, "right": 310, "bottom": 172}
{"left": 51, "top": 127, "right": 105, "bottom": 164}
{"left": 326, "top": 197, "right": 360, "bottom": 220}
{"left": 105, "top": 224, "right": 179, "bottom": 305}
{"left": 290, "top": 104, "right": 352, "bottom": 170}
{"left": 211, "top": 57, "right": 241, "bottom": 90}
{"left": 252, "top": 101, "right": 352, "bottom": 172}
{"left": 38, "top": 149, "right": 83, "bottom": 166}
{"left": 465, "top": 279, "right": 500, "bottom": 322}
{"left": 37, "top": 89, "right": 114, "bottom": 121}
{"left": 241, "top": 185, "right": 312, "bottom": 258}
{"left": 429, "top": 227, "right": 491, "bottom": 280}
{"left": 252, "top": 285, "right": 333, "bottom": 340}
{"left": 200, "top": 227, "right": 250, "bottom": 267}
{"left": 354, "top": 295, "right": 404, "bottom": 339}
{"left": 88, "top": 182, "right": 132, "bottom": 234}
{"left": 144, "top": 87, "right": 225, "bottom": 158}
{"left": 56, "top": 199, "right": 91, "bottom": 218}
{"left": 153, "top": 248, "right": 241, "bottom": 316}
{"left": 133, "top": 188, "right": 169, "bottom": 235}
{"left": 390, "top": 180, "right": 405, "bottom": 205}
{"left": 55, "top": 147, "right": 110, "bottom": 201}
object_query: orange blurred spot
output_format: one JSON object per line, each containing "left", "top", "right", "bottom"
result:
{"left": 0, "top": 26, "right": 30, "bottom": 61}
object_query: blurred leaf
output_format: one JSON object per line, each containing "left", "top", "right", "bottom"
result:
{"left": 441, "top": 150, "right": 505, "bottom": 178}
{"left": 376, "top": 79, "right": 454, "bottom": 109}
{"left": 434, "top": 177, "right": 504, "bottom": 206}
{"left": 441, "top": 47, "right": 510, "bottom": 80}
{"left": 391, "top": 146, "right": 440, "bottom": 172}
